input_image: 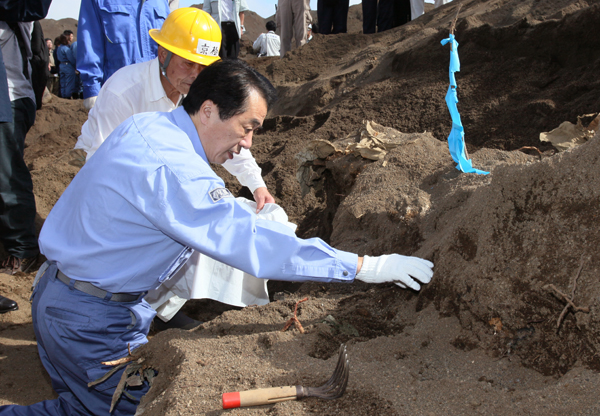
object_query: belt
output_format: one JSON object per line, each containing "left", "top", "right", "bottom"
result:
{"left": 56, "top": 270, "right": 141, "bottom": 302}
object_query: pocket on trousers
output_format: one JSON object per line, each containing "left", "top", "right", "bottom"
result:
{"left": 45, "top": 306, "right": 91, "bottom": 325}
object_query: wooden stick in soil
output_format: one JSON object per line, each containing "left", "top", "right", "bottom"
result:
{"left": 450, "top": 2, "right": 463, "bottom": 35}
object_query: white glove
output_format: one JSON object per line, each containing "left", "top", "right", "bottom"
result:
{"left": 83, "top": 96, "right": 97, "bottom": 110}
{"left": 241, "top": 25, "right": 246, "bottom": 35}
{"left": 356, "top": 254, "right": 433, "bottom": 291}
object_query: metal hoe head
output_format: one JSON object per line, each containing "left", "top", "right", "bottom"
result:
{"left": 297, "top": 344, "right": 350, "bottom": 400}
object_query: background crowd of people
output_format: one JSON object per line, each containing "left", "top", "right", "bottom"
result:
{"left": 249, "top": 0, "right": 452, "bottom": 58}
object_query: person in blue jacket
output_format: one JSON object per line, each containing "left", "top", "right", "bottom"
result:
{"left": 56, "top": 33, "right": 78, "bottom": 99}
{"left": 77, "top": 0, "right": 170, "bottom": 110}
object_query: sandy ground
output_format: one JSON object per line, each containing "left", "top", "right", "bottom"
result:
{"left": 3, "top": 0, "right": 600, "bottom": 414}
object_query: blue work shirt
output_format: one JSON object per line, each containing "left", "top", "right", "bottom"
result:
{"left": 56, "top": 44, "right": 75, "bottom": 68}
{"left": 77, "top": 0, "right": 170, "bottom": 99}
{"left": 39, "top": 107, "right": 357, "bottom": 294}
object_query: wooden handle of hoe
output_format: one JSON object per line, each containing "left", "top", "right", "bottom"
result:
{"left": 222, "top": 385, "right": 299, "bottom": 409}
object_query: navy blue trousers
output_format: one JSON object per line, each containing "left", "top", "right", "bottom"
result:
{"left": 220, "top": 21, "right": 240, "bottom": 59}
{"left": 0, "top": 97, "right": 38, "bottom": 259}
{"left": 317, "top": 0, "right": 350, "bottom": 35}
{"left": 0, "top": 264, "right": 156, "bottom": 415}
{"left": 362, "top": 0, "right": 410, "bottom": 34}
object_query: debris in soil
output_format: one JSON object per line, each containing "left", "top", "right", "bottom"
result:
{"left": 488, "top": 317, "right": 503, "bottom": 334}
{"left": 282, "top": 297, "right": 309, "bottom": 333}
{"left": 323, "top": 315, "right": 360, "bottom": 337}
{"left": 88, "top": 343, "right": 157, "bottom": 412}
{"left": 544, "top": 255, "right": 591, "bottom": 332}
{"left": 540, "top": 113, "right": 600, "bottom": 151}
{"left": 102, "top": 343, "right": 138, "bottom": 366}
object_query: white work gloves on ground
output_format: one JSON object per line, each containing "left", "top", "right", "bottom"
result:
{"left": 356, "top": 254, "right": 434, "bottom": 290}
{"left": 83, "top": 96, "right": 97, "bottom": 110}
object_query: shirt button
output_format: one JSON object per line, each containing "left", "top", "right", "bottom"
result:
{"left": 343, "top": 271, "right": 348, "bottom": 276}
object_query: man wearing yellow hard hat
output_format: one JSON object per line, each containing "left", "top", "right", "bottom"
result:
{"left": 70, "top": 8, "right": 276, "bottom": 331}
{"left": 73, "top": 8, "right": 223, "bottom": 161}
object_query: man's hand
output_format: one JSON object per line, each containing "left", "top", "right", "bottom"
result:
{"left": 83, "top": 96, "right": 97, "bottom": 110}
{"left": 355, "top": 254, "right": 433, "bottom": 291}
{"left": 253, "top": 187, "right": 275, "bottom": 213}
{"left": 68, "top": 149, "right": 87, "bottom": 168}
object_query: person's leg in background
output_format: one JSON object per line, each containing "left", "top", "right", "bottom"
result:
{"left": 393, "top": 0, "right": 412, "bottom": 27}
{"left": 435, "top": 0, "right": 451, "bottom": 8}
{"left": 377, "top": 0, "right": 395, "bottom": 32}
{"left": 362, "top": 0, "right": 377, "bottom": 34}
{"left": 331, "top": 0, "right": 350, "bottom": 34}
{"left": 219, "top": 22, "right": 240, "bottom": 59}
{"left": 278, "top": 0, "right": 294, "bottom": 56}
{"left": 410, "top": 0, "right": 424, "bottom": 20}
{"left": 317, "top": 0, "right": 334, "bottom": 35}
{"left": 304, "top": 0, "right": 313, "bottom": 29}
{"left": 0, "top": 97, "right": 38, "bottom": 275}
{"left": 291, "top": 0, "right": 308, "bottom": 48}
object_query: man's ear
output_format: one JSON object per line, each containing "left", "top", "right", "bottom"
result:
{"left": 199, "top": 100, "right": 215, "bottom": 125}
{"left": 157, "top": 46, "right": 166, "bottom": 65}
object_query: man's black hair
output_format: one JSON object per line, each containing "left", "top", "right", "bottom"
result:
{"left": 266, "top": 20, "right": 276, "bottom": 32}
{"left": 182, "top": 59, "right": 277, "bottom": 120}
{"left": 63, "top": 29, "right": 74, "bottom": 35}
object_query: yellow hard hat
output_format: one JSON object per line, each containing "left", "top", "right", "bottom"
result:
{"left": 149, "top": 8, "right": 222, "bottom": 66}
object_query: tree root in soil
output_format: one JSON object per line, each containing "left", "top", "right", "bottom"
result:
{"left": 282, "top": 297, "right": 309, "bottom": 334}
{"left": 544, "top": 256, "right": 590, "bottom": 332}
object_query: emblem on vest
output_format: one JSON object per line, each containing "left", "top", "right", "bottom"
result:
{"left": 209, "top": 187, "right": 233, "bottom": 202}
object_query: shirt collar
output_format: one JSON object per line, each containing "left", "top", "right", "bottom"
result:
{"left": 170, "top": 107, "right": 208, "bottom": 164}
{"left": 148, "top": 57, "right": 183, "bottom": 106}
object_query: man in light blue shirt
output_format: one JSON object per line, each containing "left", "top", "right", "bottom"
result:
{"left": 0, "top": 59, "right": 433, "bottom": 415}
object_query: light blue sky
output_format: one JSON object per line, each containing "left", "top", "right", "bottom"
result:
{"left": 46, "top": 0, "right": 436, "bottom": 21}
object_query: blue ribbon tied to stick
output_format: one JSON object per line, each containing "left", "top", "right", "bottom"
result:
{"left": 440, "top": 33, "right": 489, "bottom": 175}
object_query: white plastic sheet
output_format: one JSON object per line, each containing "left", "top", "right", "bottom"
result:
{"left": 148, "top": 198, "right": 297, "bottom": 320}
